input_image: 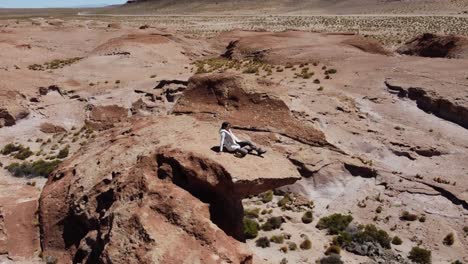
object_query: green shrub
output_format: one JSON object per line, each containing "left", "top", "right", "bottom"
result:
{"left": 262, "top": 216, "right": 283, "bottom": 231}
{"left": 243, "top": 217, "right": 259, "bottom": 239}
{"left": 259, "top": 190, "right": 273, "bottom": 203}
{"left": 56, "top": 147, "right": 69, "bottom": 159}
{"left": 270, "top": 235, "right": 284, "bottom": 244}
{"left": 452, "top": 260, "right": 463, "bottom": 264}
{"left": 1, "top": 143, "right": 22, "bottom": 155}
{"left": 300, "top": 239, "right": 312, "bottom": 250}
{"left": 353, "top": 224, "right": 392, "bottom": 249}
{"left": 14, "top": 147, "right": 33, "bottom": 160}
{"left": 408, "top": 247, "right": 431, "bottom": 264}
{"left": 443, "top": 233, "right": 454, "bottom": 246}
{"left": 392, "top": 236, "right": 403, "bottom": 245}
{"left": 244, "top": 208, "right": 260, "bottom": 218}
{"left": 277, "top": 194, "right": 292, "bottom": 207}
{"left": 301, "top": 211, "right": 313, "bottom": 224}
{"left": 325, "top": 245, "right": 341, "bottom": 255}
{"left": 400, "top": 211, "right": 418, "bottom": 221}
{"left": 288, "top": 242, "right": 297, "bottom": 251}
{"left": 5, "top": 159, "right": 61, "bottom": 178}
{"left": 255, "top": 237, "right": 270, "bottom": 248}
{"left": 319, "top": 254, "right": 344, "bottom": 264}
{"left": 316, "top": 214, "right": 353, "bottom": 235}
{"left": 333, "top": 231, "right": 352, "bottom": 247}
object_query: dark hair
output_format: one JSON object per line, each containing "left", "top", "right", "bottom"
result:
{"left": 221, "top": 122, "right": 231, "bottom": 130}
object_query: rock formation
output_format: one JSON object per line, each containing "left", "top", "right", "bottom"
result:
{"left": 39, "top": 115, "right": 301, "bottom": 263}
{"left": 397, "top": 33, "right": 468, "bottom": 59}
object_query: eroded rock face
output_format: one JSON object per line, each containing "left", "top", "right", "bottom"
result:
{"left": 174, "top": 73, "right": 329, "bottom": 148}
{"left": 397, "top": 33, "right": 468, "bottom": 59}
{"left": 40, "top": 122, "right": 67, "bottom": 134}
{"left": 39, "top": 116, "right": 300, "bottom": 263}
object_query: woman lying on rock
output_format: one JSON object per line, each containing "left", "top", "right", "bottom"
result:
{"left": 218, "top": 121, "right": 266, "bottom": 157}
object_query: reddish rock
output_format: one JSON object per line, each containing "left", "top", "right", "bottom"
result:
{"left": 39, "top": 116, "right": 300, "bottom": 263}
{"left": 397, "top": 33, "right": 468, "bottom": 59}
{"left": 39, "top": 123, "right": 67, "bottom": 134}
{"left": 86, "top": 105, "right": 129, "bottom": 130}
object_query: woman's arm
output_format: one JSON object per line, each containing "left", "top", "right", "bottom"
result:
{"left": 219, "top": 132, "right": 226, "bottom": 152}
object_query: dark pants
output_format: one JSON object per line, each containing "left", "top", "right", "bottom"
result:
{"left": 235, "top": 140, "right": 258, "bottom": 156}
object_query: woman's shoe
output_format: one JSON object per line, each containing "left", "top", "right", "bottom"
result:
{"left": 256, "top": 148, "right": 267, "bottom": 156}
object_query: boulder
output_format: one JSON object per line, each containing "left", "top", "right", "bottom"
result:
{"left": 397, "top": 33, "right": 468, "bottom": 59}
{"left": 0, "top": 90, "right": 29, "bottom": 127}
{"left": 85, "top": 105, "right": 129, "bottom": 130}
{"left": 40, "top": 123, "right": 67, "bottom": 134}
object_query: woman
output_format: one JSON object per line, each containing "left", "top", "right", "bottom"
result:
{"left": 218, "top": 121, "right": 266, "bottom": 157}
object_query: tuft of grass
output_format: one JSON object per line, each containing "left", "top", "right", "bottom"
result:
{"left": 408, "top": 247, "right": 431, "bottom": 264}
{"left": 319, "top": 254, "right": 344, "bottom": 264}
{"left": 255, "top": 237, "right": 270, "bottom": 248}
{"left": 316, "top": 214, "right": 353, "bottom": 235}
{"left": 325, "top": 245, "right": 341, "bottom": 255}
{"left": 400, "top": 211, "right": 418, "bottom": 221}
{"left": 392, "top": 236, "right": 403, "bottom": 245}
{"left": 259, "top": 190, "right": 273, "bottom": 203}
{"left": 288, "top": 242, "right": 297, "bottom": 251}
{"left": 243, "top": 217, "right": 259, "bottom": 239}
{"left": 443, "top": 233, "right": 454, "bottom": 246}
{"left": 301, "top": 211, "right": 314, "bottom": 224}
{"left": 270, "top": 235, "right": 284, "bottom": 244}
{"left": 262, "top": 216, "right": 283, "bottom": 231}
{"left": 56, "top": 146, "right": 69, "bottom": 159}
{"left": 277, "top": 194, "right": 292, "bottom": 207}
{"left": 300, "top": 238, "right": 312, "bottom": 250}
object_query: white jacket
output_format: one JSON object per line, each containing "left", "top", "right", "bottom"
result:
{"left": 219, "top": 129, "right": 240, "bottom": 152}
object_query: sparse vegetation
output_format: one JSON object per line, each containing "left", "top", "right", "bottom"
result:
{"left": 243, "top": 217, "right": 259, "bottom": 239}
{"left": 408, "top": 247, "right": 431, "bottom": 264}
{"left": 316, "top": 214, "right": 353, "bottom": 234}
{"left": 28, "top": 57, "right": 82, "bottom": 71}
{"left": 5, "top": 159, "right": 61, "bottom": 178}
{"left": 1, "top": 143, "right": 33, "bottom": 160}
{"left": 255, "top": 236, "right": 270, "bottom": 248}
{"left": 325, "top": 69, "right": 337, "bottom": 75}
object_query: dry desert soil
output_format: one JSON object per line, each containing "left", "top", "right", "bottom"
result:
{"left": 0, "top": 1, "right": 468, "bottom": 264}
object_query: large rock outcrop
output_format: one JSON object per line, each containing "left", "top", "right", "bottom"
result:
{"left": 173, "top": 73, "right": 330, "bottom": 148}
{"left": 39, "top": 116, "right": 301, "bottom": 263}
{"left": 397, "top": 33, "right": 468, "bottom": 59}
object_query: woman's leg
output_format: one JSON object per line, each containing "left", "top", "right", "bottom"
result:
{"left": 234, "top": 147, "right": 249, "bottom": 157}
{"left": 237, "top": 140, "right": 266, "bottom": 155}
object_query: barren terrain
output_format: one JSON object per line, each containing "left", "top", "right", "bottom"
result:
{"left": 0, "top": 5, "right": 467, "bottom": 264}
